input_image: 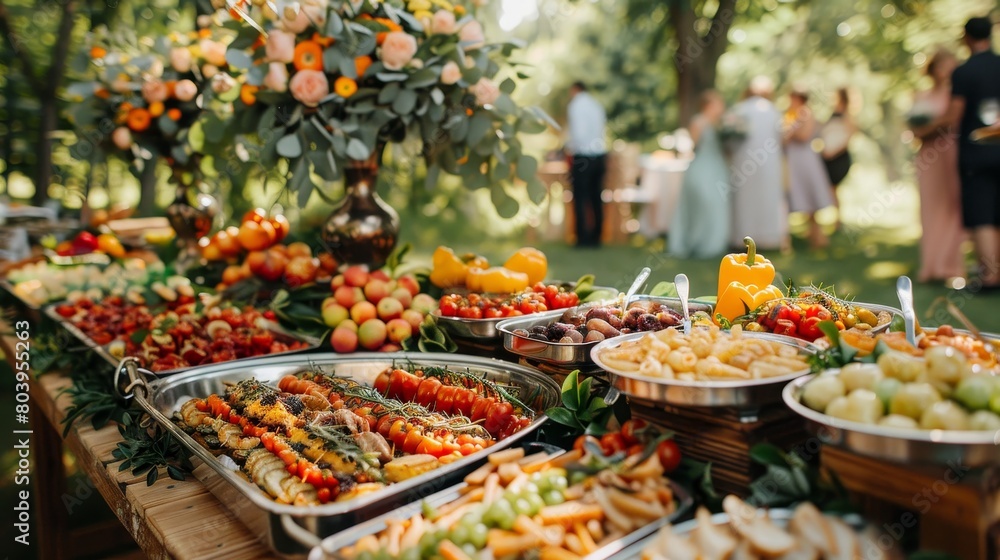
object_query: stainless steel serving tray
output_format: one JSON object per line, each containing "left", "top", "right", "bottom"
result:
{"left": 307, "top": 474, "right": 692, "bottom": 560}
{"left": 592, "top": 330, "right": 817, "bottom": 408}
{"left": 498, "top": 296, "right": 715, "bottom": 367}
{"left": 784, "top": 369, "right": 1000, "bottom": 467}
{"left": 434, "top": 284, "right": 618, "bottom": 342}
{"left": 612, "top": 509, "right": 868, "bottom": 559}
{"left": 118, "top": 353, "right": 562, "bottom": 556}
{"left": 47, "top": 303, "right": 323, "bottom": 376}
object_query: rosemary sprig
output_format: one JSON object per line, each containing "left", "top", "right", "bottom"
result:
{"left": 112, "top": 410, "right": 192, "bottom": 486}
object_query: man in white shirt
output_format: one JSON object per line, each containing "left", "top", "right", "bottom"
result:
{"left": 567, "top": 82, "right": 608, "bottom": 247}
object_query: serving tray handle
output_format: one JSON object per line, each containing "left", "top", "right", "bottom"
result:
{"left": 281, "top": 514, "right": 322, "bottom": 550}
{"left": 114, "top": 357, "right": 157, "bottom": 400}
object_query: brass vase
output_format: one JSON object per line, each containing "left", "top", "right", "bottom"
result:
{"left": 166, "top": 184, "right": 219, "bottom": 273}
{"left": 321, "top": 146, "right": 400, "bottom": 269}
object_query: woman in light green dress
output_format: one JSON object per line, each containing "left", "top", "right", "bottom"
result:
{"left": 669, "top": 91, "right": 731, "bottom": 258}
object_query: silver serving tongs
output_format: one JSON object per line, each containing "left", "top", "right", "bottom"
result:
{"left": 896, "top": 275, "right": 916, "bottom": 346}
{"left": 675, "top": 273, "right": 691, "bottom": 335}
{"left": 605, "top": 267, "right": 652, "bottom": 406}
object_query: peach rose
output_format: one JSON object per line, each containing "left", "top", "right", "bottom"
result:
{"left": 471, "top": 77, "right": 500, "bottom": 106}
{"left": 440, "top": 61, "right": 461, "bottom": 85}
{"left": 174, "top": 79, "right": 198, "bottom": 102}
{"left": 282, "top": 5, "right": 325, "bottom": 34}
{"left": 142, "top": 79, "right": 168, "bottom": 104}
{"left": 200, "top": 39, "right": 228, "bottom": 67}
{"left": 380, "top": 31, "right": 418, "bottom": 71}
{"left": 112, "top": 127, "right": 132, "bottom": 150}
{"left": 432, "top": 10, "right": 456, "bottom": 35}
{"left": 202, "top": 64, "right": 219, "bottom": 79}
{"left": 289, "top": 69, "right": 329, "bottom": 107}
{"left": 264, "top": 62, "right": 289, "bottom": 92}
{"left": 459, "top": 20, "right": 485, "bottom": 49}
{"left": 170, "top": 47, "right": 193, "bottom": 73}
{"left": 266, "top": 30, "right": 296, "bottom": 63}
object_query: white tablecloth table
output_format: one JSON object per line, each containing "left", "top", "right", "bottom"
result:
{"left": 636, "top": 156, "right": 689, "bottom": 237}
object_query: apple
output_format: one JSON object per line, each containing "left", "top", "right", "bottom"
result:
{"left": 213, "top": 229, "right": 242, "bottom": 257}
{"left": 401, "top": 309, "right": 424, "bottom": 331}
{"left": 343, "top": 265, "right": 370, "bottom": 287}
{"left": 334, "top": 285, "right": 364, "bottom": 308}
{"left": 350, "top": 301, "right": 377, "bottom": 325}
{"left": 358, "top": 319, "right": 387, "bottom": 350}
{"left": 386, "top": 318, "right": 414, "bottom": 344}
{"left": 411, "top": 293, "right": 438, "bottom": 315}
{"left": 284, "top": 256, "right": 319, "bottom": 287}
{"left": 390, "top": 287, "right": 413, "bottom": 309}
{"left": 337, "top": 320, "right": 359, "bottom": 333}
{"left": 376, "top": 297, "right": 404, "bottom": 321}
{"left": 222, "top": 265, "right": 245, "bottom": 285}
{"left": 287, "top": 241, "right": 312, "bottom": 259}
{"left": 330, "top": 274, "right": 346, "bottom": 290}
{"left": 322, "top": 296, "right": 339, "bottom": 310}
{"left": 331, "top": 327, "right": 358, "bottom": 353}
{"left": 370, "top": 269, "right": 391, "bottom": 282}
{"left": 396, "top": 274, "right": 421, "bottom": 297}
{"left": 363, "top": 279, "right": 390, "bottom": 304}
{"left": 322, "top": 303, "right": 349, "bottom": 328}
{"left": 379, "top": 343, "right": 402, "bottom": 352}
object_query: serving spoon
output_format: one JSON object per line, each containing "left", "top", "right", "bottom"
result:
{"left": 896, "top": 275, "right": 916, "bottom": 346}
{"left": 675, "top": 273, "right": 691, "bottom": 335}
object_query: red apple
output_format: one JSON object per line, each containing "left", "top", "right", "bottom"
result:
{"left": 331, "top": 327, "right": 358, "bottom": 353}
{"left": 370, "top": 269, "right": 391, "bottom": 282}
{"left": 396, "top": 274, "right": 421, "bottom": 297}
{"left": 334, "top": 285, "right": 364, "bottom": 308}
{"left": 330, "top": 274, "right": 346, "bottom": 290}
{"left": 248, "top": 248, "right": 288, "bottom": 282}
{"left": 386, "top": 318, "right": 414, "bottom": 344}
{"left": 401, "top": 309, "right": 424, "bottom": 331}
{"left": 410, "top": 293, "right": 438, "bottom": 315}
{"left": 322, "top": 303, "right": 349, "bottom": 328}
{"left": 376, "top": 297, "right": 404, "bottom": 321}
{"left": 358, "top": 319, "right": 387, "bottom": 350}
{"left": 337, "top": 320, "right": 359, "bottom": 333}
{"left": 379, "top": 343, "right": 402, "bottom": 352}
{"left": 287, "top": 241, "right": 312, "bottom": 259}
{"left": 343, "top": 265, "right": 370, "bottom": 287}
{"left": 238, "top": 220, "right": 276, "bottom": 251}
{"left": 350, "top": 301, "right": 377, "bottom": 325}
{"left": 390, "top": 287, "right": 413, "bottom": 309}
{"left": 363, "top": 279, "right": 389, "bottom": 304}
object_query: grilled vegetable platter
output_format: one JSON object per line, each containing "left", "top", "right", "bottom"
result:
{"left": 311, "top": 443, "right": 692, "bottom": 560}
{"left": 119, "top": 353, "right": 561, "bottom": 553}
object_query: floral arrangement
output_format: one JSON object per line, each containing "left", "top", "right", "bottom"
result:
{"left": 213, "top": 0, "right": 551, "bottom": 215}
{"left": 66, "top": 27, "right": 239, "bottom": 182}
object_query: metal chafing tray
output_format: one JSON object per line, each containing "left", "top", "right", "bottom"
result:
{"left": 784, "top": 369, "right": 1000, "bottom": 467}
{"left": 46, "top": 302, "right": 322, "bottom": 376}
{"left": 307, "top": 474, "right": 692, "bottom": 560}
{"left": 592, "top": 330, "right": 817, "bottom": 408}
{"left": 117, "top": 353, "right": 562, "bottom": 556}
{"left": 498, "top": 296, "right": 715, "bottom": 368}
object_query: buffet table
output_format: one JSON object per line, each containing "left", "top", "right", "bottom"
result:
{"left": 4, "top": 330, "right": 273, "bottom": 560}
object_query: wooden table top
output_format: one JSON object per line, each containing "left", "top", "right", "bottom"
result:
{"left": 9, "top": 332, "right": 279, "bottom": 559}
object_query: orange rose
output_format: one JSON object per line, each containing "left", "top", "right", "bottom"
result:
{"left": 355, "top": 56, "right": 373, "bottom": 78}
{"left": 241, "top": 84, "right": 259, "bottom": 105}
{"left": 293, "top": 40, "right": 324, "bottom": 72}
{"left": 148, "top": 101, "right": 165, "bottom": 117}
{"left": 127, "top": 108, "right": 152, "bottom": 131}
{"left": 334, "top": 76, "right": 357, "bottom": 98}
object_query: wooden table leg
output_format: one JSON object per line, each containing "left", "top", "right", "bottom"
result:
{"left": 30, "top": 396, "right": 70, "bottom": 560}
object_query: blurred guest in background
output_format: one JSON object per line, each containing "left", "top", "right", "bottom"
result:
{"left": 729, "top": 76, "right": 787, "bottom": 252}
{"left": 566, "top": 81, "right": 608, "bottom": 248}
{"left": 784, "top": 88, "right": 834, "bottom": 250}
{"left": 923, "top": 17, "right": 1000, "bottom": 289}
{"left": 669, "top": 90, "right": 730, "bottom": 258}
{"left": 909, "top": 49, "right": 966, "bottom": 285}
{"left": 821, "top": 88, "right": 856, "bottom": 226}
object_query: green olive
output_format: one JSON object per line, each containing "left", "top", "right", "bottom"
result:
{"left": 843, "top": 313, "right": 858, "bottom": 328}
{"left": 856, "top": 308, "right": 879, "bottom": 327}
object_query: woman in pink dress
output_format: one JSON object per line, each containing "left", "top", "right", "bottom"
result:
{"left": 910, "top": 50, "right": 966, "bottom": 284}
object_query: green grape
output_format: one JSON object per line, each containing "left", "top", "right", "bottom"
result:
{"left": 954, "top": 376, "right": 993, "bottom": 411}
{"left": 462, "top": 543, "right": 478, "bottom": 556}
{"left": 542, "top": 490, "right": 565, "bottom": 506}
{"left": 512, "top": 498, "right": 534, "bottom": 516}
{"left": 550, "top": 475, "right": 569, "bottom": 492}
{"left": 520, "top": 482, "right": 540, "bottom": 497}
{"left": 489, "top": 499, "right": 517, "bottom": 530}
{"left": 450, "top": 524, "right": 471, "bottom": 546}
{"left": 459, "top": 511, "right": 482, "bottom": 530}
{"left": 470, "top": 523, "right": 489, "bottom": 549}
{"left": 526, "top": 493, "right": 546, "bottom": 515}
{"left": 569, "top": 471, "right": 588, "bottom": 486}
{"left": 398, "top": 548, "right": 421, "bottom": 560}
{"left": 418, "top": 532, "right": 438, "bottom": 556}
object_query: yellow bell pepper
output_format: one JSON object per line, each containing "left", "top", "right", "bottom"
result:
{"left": 461, "top": 252, "right": 489, "bottom": 271}
{"left": 503, "top": 247, "right": 547, "bottom": 286}
{"left": 717, "top": 237, "right": 775, "bottom": 300}
{"left": 466, "top": 267, "right": 529, "bottom": 294}
{"left": 715, "top": 282, "right": 784, "bottom": 324}
{"left": 430, "top": 246, "right": 469, "bottom": 288}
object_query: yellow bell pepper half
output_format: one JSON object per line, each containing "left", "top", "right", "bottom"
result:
{"left": 714, "top": 282, "right": 784, "bottom": 324}
{"left": 429, "top": 246, "right": 470, "bottom": 289}
{"left": 503, "top": 247, "right": 548, "bottom": 286}
{"left": 717, "top": 237, "right": 776, "bottom": 300}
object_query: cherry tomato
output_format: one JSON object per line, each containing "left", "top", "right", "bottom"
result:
{"left": 452, "top": 389, "right": 477, "bottom": 418}
{"left": 470, "top": 396, "right": 495, "bottom": 421}
{"left": 415, "top": 377, "right": 443, "bottom": 408}
{"left": 439, "top": 300, "right": 459, "bottom": 317}
{"left": 656, "top": 440, "right": 682, "bottom": 473}
{"left": 600, "top": 433, "right": 627, "bottom": 456}
{"left": 573, "top": 435, "right": 601, "bottom": 454}
{"left": 435, "top": 385, "right": 458, "bottom": 414}
{"left": 620, "top": 419, "right": 649, "bottom": 445}
{"left": 484, "top": 401, "right": 514, "bottom": 435}
{"left": 316, "top": 487, "right": 332, "bottom": 503}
